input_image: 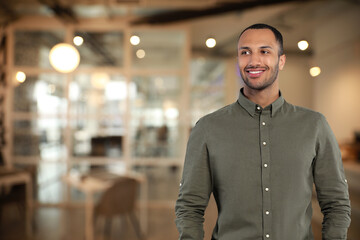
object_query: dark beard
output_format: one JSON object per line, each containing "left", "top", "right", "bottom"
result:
{"left": 240, "top": 61, "right": 280, "bottom": 91}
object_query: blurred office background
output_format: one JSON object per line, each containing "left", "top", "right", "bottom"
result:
{"left": 0, "top": 0, "right": 359, "bottom": 239}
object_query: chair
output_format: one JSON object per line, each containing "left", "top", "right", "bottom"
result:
{"left": 0, "top": 183, "right": 26, "bottom": 223}
{"left": 0, "top": 166, "right": 36, "bottom": 234}
{"left": 94, "top": 176, "right": 144, "bottom": 239}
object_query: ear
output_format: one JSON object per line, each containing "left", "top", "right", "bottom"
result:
{"left": 279, "top": 54, "right": 286, "bottom": 70}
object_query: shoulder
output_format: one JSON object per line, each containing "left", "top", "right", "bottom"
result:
{"left": 283, "top": 101, "right": 324, "bottom": 121}
{"left": 279, "top": 101, "right": 337, "bottom": 140}
{"left": 282, "top": 101, "right": 334, "bottom": 136}
{"left": 195, "top": 102, "right": 238, "bottom": 127}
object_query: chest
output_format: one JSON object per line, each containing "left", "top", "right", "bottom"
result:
{"left": 206, "top": 116, "right": 317, "bottom": 184}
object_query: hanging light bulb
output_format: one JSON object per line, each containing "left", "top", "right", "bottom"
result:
{"left": 49, "top": 43, "right": 80, "bottom": 73}
{"left": 309, "top": 66, "right": 321, "bottom": 77}
{"left": 206, "top": 37, "right": 216, "bottom": 48}
{"left": 136, "top": 49, "right": 146, "bottom": 59}
{"left": 298, "top": 40, "right": 309, "bottom": 51}
{"left": 16, "top": 71, "right": 26, "bottom": 83}
{"left": 73, "top": 36, "right": 84, "bottom": 46}
{"left": 130, "top": 35, "right": 140, "bottom": 46}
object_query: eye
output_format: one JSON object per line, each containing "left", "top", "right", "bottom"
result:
{"left": 240, "top": 50, "right": 250, "bottom": 55}
{"left": 261, "top": 50, "right": 270, "bottom": 54}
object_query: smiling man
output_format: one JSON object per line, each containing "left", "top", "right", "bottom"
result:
{"left": 238, "top": 25, "right": 285, "bottom": 108}
{"left": 175, "top": 24, "right": 351, "bottom": 240}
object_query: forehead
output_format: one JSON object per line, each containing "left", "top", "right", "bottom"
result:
{"left": 238, "top": 29, "right": 277, "bottom": 48}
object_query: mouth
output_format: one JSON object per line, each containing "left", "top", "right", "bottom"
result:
{"left": 245, "top": 68, "right": 266, "bottom": 78}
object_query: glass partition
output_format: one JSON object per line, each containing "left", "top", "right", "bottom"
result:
{"left": 69, "top": 73, "right": 127, "bottom": 157}
{"left": 74, "top": 31, "right": 124, "bottom": 68}
{"left": 131, "top": 75, "right": 182, "bottom": 157}
{"left": 14, "top": 30, "right": 65, "bottom": 68}
{"left": 131, "top": 30, "right": 185, "bottom": 70}
{"left": 14, "top": 162, "right": 67, "bottom": 203}
{"left": 70, "top": 73, "right": 127, "bottom": 116}
{"left": 9, "top": 25, "right": 191, "bottom": 208}
{"left": 36, "top": 162, "right": 67, "bottom": 203}
{"left": 13, "top": 74, "right": 67, "bottom": 114}
{"left": 13, "top": 118, "right": 66, "bottom": 159}
{"left": 190, "top": 59, "right": 225, "bottom": 125}
{"left": 71, "top": 117, "right": 125, "bottom": 157}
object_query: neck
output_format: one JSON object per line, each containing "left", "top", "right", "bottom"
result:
{"left": 243, "top": 83, "right": 279, "bottom": 108}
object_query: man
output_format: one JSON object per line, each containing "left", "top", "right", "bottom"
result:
{"left": 175, "top": 23, "right": 351, "bottom": 240}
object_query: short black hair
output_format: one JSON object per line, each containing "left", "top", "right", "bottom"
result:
{"left": 238, "top": 23, "right": 284, "bottom": 56}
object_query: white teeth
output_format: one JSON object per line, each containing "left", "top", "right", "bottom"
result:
{"left": 249, "top": 71, "right": 262, "bottom": 74}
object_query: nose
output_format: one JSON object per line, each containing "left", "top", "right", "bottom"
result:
{"left": 249, "top": 52, "right": 261, "bottom": 67}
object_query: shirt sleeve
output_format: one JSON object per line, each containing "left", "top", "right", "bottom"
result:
{"left": 175, "top": 119, "right": 212, "bottom": 240}
{"left": 313, "top": 114, "right": 351, "bottom": 240}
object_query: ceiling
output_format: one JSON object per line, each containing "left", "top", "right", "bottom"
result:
{"left": 0, "top": 0, "right": 359, "bottom": 57}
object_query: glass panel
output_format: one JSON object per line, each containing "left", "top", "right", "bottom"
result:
{"left": 70, "top": 74, "right": 127, "bottom": 116}
{"left": 74, "top": 31, "right": 124, "bottom": 67}
{"left": 190, "top": 59, "right": 225, "bottom": 125}
{"left": 36, "top": 162, "right": 67, "bottom": 203}
{"left": 14, "top": 162, "right": 67, "bottom": 203}
{"left": 14, "top": 30, "right": 64, "bottom": 67}
{"left": 131, "top": 75, "right": 182, "bottom": 157}
{"left": 13, "top": 118, "right": 66, "bottom": 159}
{"left": 191, "top": 58, "right": 225, "bottom": 86}
{"left": 131, "top": 30, "right": 185, "bottom": 70}
{"left": 67, "top": 162, "right": 91, "bottom": 202}
{"left": 13, "top": 73, "right": 67, "bottom": 114}
{"left": 71, "top": 118, "right": 125, "bottom": 157}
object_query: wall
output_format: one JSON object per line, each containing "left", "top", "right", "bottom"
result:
{"left": 313, "top": 6, "right": 360, "bottom": 143}
{"left": 279, "top": 54, "right": 314, "bottom": 109}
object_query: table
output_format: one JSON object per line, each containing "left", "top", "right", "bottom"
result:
{"left": 0, "top": 167, "right": 33, "bottom": 237}
{"left": 63, "top": 170, "right": 147, "bottom": 240}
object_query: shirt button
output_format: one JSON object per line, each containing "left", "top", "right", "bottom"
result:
{"left": 266, "top": 234, "right": 270, "bottom": 238}
{"left": 265, "top": 187, "right": 269, "bottom": 192}
{"left": 265, "top": 211, "right": 270, "bottom": 215}
{"left": 257, "top": 106, "right": 261, "bottom": 110}
{"left": 264, "top": 163, "right": 268, "bottom": 168}
{"left": 345, "top": 179, "right": 348, "bottom": 183}
{"left": 179, "top": 183, "right": 182, "bottom": 187}
{"left": 262, "top": 141, "right": 267, "bottom": 146}
{"left": 262, "top": 122, "right": 266, "bottom": 126}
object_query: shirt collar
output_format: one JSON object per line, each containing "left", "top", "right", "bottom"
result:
{"left": 237, "top": 88, "right": 284, "bottom": 117}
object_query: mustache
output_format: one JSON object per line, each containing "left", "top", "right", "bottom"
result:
{"left": 245, "top": 66, "right": 268, "bottom": 71}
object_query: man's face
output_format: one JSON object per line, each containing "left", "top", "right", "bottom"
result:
{"left": 237, "top": 29, "right": 286, "bottom": 91}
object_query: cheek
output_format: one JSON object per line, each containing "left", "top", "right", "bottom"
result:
{"left": 237, "top": 58, "right": 247, "bottom": 69}
{"left": 266, "top": 58, "right": 279, "bottom": 69}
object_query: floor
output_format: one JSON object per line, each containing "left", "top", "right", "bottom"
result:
{"left": 0, "top": 197, "right": 321, "bottom": 240}
{"left": 1, "top": 166, "right": 182, "bottom": 240}
{"left": 0, "top": 204, "right": 178, "bottom": 240}
{"left": 1, "top": 165, "right": 359, "bottom": 240}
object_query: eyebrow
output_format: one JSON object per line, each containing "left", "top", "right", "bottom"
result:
{"left": 238, "top": 46, "right": 273, "bottom": 50}
{"left": 260, "top": 46, "right": 273, "bottom": 49}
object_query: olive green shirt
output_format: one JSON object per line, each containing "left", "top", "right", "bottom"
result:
{"left": 175, "top": 89, "right": 351, "bottom": 240}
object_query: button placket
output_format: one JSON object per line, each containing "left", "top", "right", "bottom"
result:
{"left": 259, "top": 110, "right": 271, "bottom": 239}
